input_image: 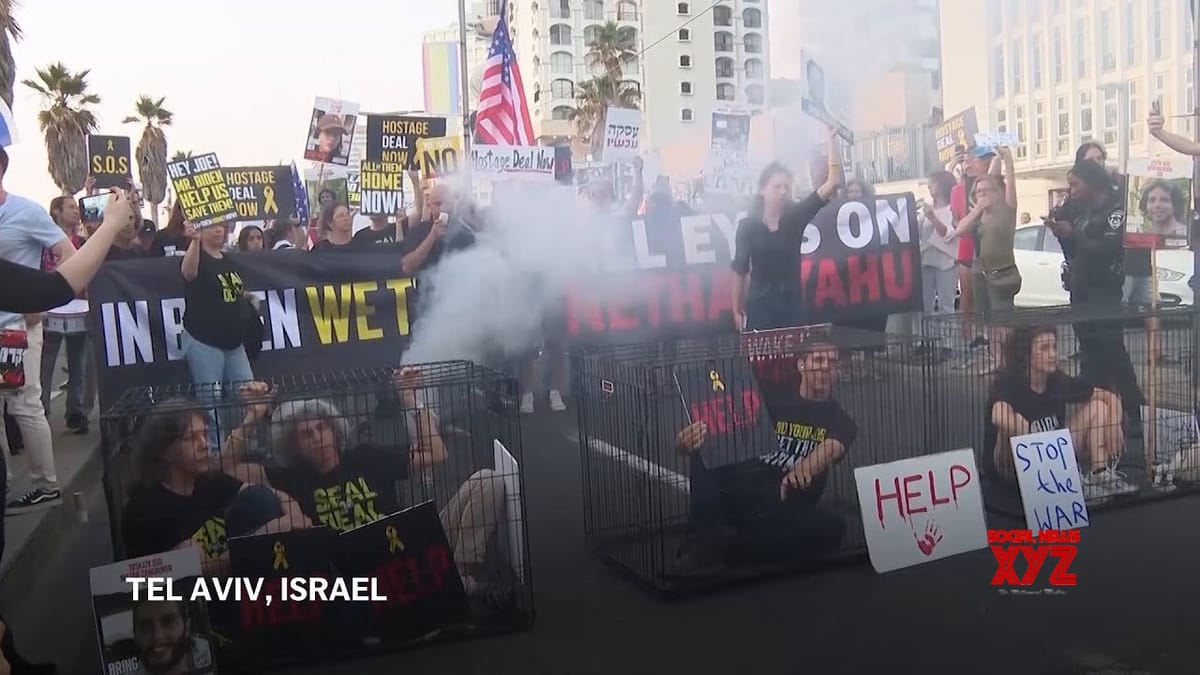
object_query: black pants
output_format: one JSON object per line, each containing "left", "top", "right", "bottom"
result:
{"left": 1071, "top": 295, "right": 1144, "bottom": 414}
{"left": 745, "top": 291, "right": 803, "bottom": 331}
{"left": 688, "top": 456, "right": 845, "bottom": 563}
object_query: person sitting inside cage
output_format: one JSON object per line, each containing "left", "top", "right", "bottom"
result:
{"left": 121, "top": 382, "right": 308, "bottom": 575}
{"left": 674, "top": 340, "right": 854, "bottom": 570}
{"left": 263, "top": 367, "right": 507, "bottom": 596}
{"left": 984, "top": 325, "right": 1138, "bottom": 500}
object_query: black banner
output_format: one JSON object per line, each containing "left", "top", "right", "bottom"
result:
{"left": 223, "top": 166, "right": 296, "bottom": 222}
{"left": 365, "top": 115, "right": 447, "bottom": 171}
{"left": 88, "top": 194, "right": 919, "bottom": 409}
{"left": 87, "top": 135, "right": 132, "bottom": 189}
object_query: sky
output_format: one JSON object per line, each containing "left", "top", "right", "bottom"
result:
{"left": 6, "top": 0, "right": 458, "bottom": 205}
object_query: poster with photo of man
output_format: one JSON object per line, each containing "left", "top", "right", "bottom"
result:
{"left": 90, "top": 548, "right": 216, "bottom": 675}
{"left": 1125, "top": 157, "right": 1192, "bottom": 249}
{"left": 304, "top": 96, "right": 360, "bottom": 166}
{"left": 710, "top": 111, "right": 750, "bottom": 153}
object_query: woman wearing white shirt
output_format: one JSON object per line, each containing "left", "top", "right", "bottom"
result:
{"left": 918, "top": 170, "right": 960, "bottom": 314}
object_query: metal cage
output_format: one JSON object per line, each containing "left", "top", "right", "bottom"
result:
{"left": 572, "top": 326, "right": 944, "bottom": 596}
{"left": 922, "top": 304, "right": 1200, "bottom": 517}
{"left": 99, "top": 362, "right": 533, "bottom": 669}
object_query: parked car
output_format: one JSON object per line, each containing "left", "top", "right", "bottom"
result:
{"left": 1011, "top": 223, "right": 1194, "bottom": 307}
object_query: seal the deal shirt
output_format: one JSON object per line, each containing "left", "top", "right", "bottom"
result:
{"left": 759, "top": 395, "right": 857, "bottom": 500}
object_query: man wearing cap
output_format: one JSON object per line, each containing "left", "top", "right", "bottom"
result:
{"left": 310, "top": 114, "right": 348, "bottom": 164}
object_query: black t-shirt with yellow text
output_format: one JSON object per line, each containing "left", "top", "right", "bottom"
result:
{"left": 182, "top": 249, "right": 246, "bottom": 350}
{"left": 122, "top": 472, "right": 244, "bottom": 558}
{"left": 268, "top": 448, "right": 411, "bottom": 533}
{"left": 758, "top": 394, "right": 857, "bottom": 501}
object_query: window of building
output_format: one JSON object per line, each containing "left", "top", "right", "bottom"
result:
{"left": 621, "top": 54, "right": 639, "bottom": 76}
{"left": 549, "top": 24, "right": 571, "bottom": 46}
{"left": 680, "top": 81, "right": 693, "bottom": 95}
{"left": 745, "top": 58, "right": 763, "bottom": 80}
{"left": 584, "top": 0, "right": 603, "bottom": 21}
{"left": 1080, "top": 90, "right": 1094, "bottom": 135}
{"left": 584, "top": 25, "right": 599, "bottom": 45}
{"left": 677, "top": 2, "right": 690, "bottom": 14}
{"left": 1053, "top": 27, "right": 1064, "bottom": 84}
{"left": 713, "top": 5, "right": 732, "bottom": 26}
{"left": 717, "top": 83, "right": 736, "bottom": 101}
{"left": 1152, "top": 0, "right": 1165, "bottom": 60}
{"left": 1124, "top": 1, "right": 1140, "bottom": 66}
{"left": 1130, "top": 80, "right": 1142, "bottom": 143}
{"left": 551, "top": 0, "right": 570, "bottom": 20}
{"left": 552, "top": 106, "right": 573, "bottom": 120}
{"left": 1035, "top": 108, "right": 1046, "bottom": 157}
{"left": 551, "top": 78, "right": 574, "bottom": 100}
{"left": 681, "top": 108, "right": 694, "bottom": 122}
{"left": 716, "top": 57, "right": 734, "bottom": 78}
{"left": 1031, "top": 32, "right": 1043, "bottom": 89}
{"left": 744, "top": 8, "right": 762, "bottom": 29}
{"left": 715, "top": 31, "right": 734, "bottom": 52}
{"left": 747, "top": 84, "right": 765, "bottom": 105}
{"left": 993, "top": 44, "right": 1005, "bottom": 97}
{"left": 997, "top": 108, "right": 1007, "bottom": 134}
{"left": 617, "top": 0, "right": 637, "bottom": 21}
{"left": 679, "top": 54, "right": 692, "bottom": 68}
{"left": 1056, "top": 96, "right": 1070, "bottom": 136}
{"left": 1011, "top": 39, "right": 1022, "bottom": 94}
{"left": 745, "top": 34, "right": 763, "bottom": 53}
{"left": 1015, "top": 105, "right": 1027, "bottom": 159}
{"left": 678, "top": 28, "right": 691, "bottom": 41}
{"left": 1100, "top": 9, "right": 1115, "bottom": 70}
{"left": 1074, "top": 18, "right": 1089, "bottom": 79}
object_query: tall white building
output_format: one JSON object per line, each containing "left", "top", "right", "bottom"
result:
{"left": 508, "top": 0, "right": 770, "bottom": 154}
{"left": 942, "top": 0, "right": 1197, "bottom": 175}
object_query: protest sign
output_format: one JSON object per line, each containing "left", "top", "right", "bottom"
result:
{"left": 1009, "top": 429, "right": 1090, "bottom": 533}
{"left": 336, "top": 502, "right": 469, "bottom": 644}
{"left": 223, "top": 166, "right": 295, "bottom": 221}
{"left": 417, "top": 136, "right": 463, "bottom": 181}
{"left": 1124, "top": 157, "right": 1192, "bottom": 249}
{"left": 603, "top": 107, "right": 641, "bottom": 162}
{"left": 346, "top": 169, "right": 362, "bottom": 211}
{"left": 304, "top": 97, "right": 359, "bottom": 166}
{"left": 932, "top": 108, "right": 978, "bottom": 165}
{"left": 974, "top": 131, "right": 1018, "bottom": 148}
{"left": 494, "top": 440, "right": 526, "bottom": 581}
{"left": 304, "top": 167, "right": 349, "bottom": 216}
{"left": 673, "top": 357, "right": 775, "bottom": 468}
{"left": 704, "top": 146, "right": 750, "bottom": 195}
{"left": 365, "top": 115, "right": 447, "bottom": 171}
{"left": 854, "top": 448, "right": 988, "bottom": 573}
{"left": 90, "top": 548, "right": 216, "bottom": 675}
{"left": 798, "top": 51, "right": 853, "bottom": 143}
{"left": 167, "top": 153, "right": 238, "bottom": 228}
{"left": 359, "top": 160, "right": 405, "bottom": 215}
{"left": 710, "top": 111, "right": 750, "bottom": 152}
{"left": 88, "top": 196, "right": 921, "bottom": 408}
{"left": 471, "top": 144, "right": 555, "bottom": 178}
{"left": 87, "top": 135, "right": 132, "bottom": 189}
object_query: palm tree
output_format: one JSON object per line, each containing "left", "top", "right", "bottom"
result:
{"left": 170, "top": 150, "right": 192, "bottom": 162}
{"left": 22, "top": 63, "right": 99, "bottom": 195}
{"left": 0, "top": 1, "right": 23, "bottom": 109}
{"left": 574, "top": 22, "right": 641, "bottom": 156}
{"left": 123, "top": 96, "right": 172, "bottom": 224}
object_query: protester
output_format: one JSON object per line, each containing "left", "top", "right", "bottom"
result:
{"left": 950, "top": 146, "right": 1000, "bottom": 352}
{"left": 266, "top": 216, "right": 305, "bottom": 251}
{"left": 316, "top": 188, "right": 337, "bottom": 212}
{"left": 47, "top": 197, "right": 85, "bottom": 250}
{"left": 236, "top": 224, "right": 264, "bottom": 252}
{"left": 954, "top": 146, "right": 1020, "bottom": 315}
{"left": 128, "top": 600, "right": 213, "bottom": 675}
{"left": 121, "top": 383, "right": 304, "bottom": 575}
{"left": 353, "top": 170, "right": 423, "bottom": 246}
{"left": 844, "top": 178, "right": 874, "bottom": 203}
{"left": 311, "top": 203, "right": 355, "bottom": 251}
{"left": 99, "top": 210, "right": 146, "bottom": 261}
{"left": 984, "top": 325, "right": 1135, "bottom": 499}
{"left": 40, "top": 196, "right": 91, "bottom": 435}
{"left": 675, "top": 341, "right": 851, "bottom": 571}
{"left": 919, "top": 170, "right": 960, "bottom": 315}
{"left": 1148, "top": 107, "right": 1200, "bottom": 156}
{"left": 152, "top": 203, "right": 190, "bottom": 257}
{"left": 400, "top": 185, "right": 461, "bottom": 275}
{"left": 1048, "top": 159, "right": 1146, "bottom": 437}
{"left": 730, "top": 129, "right": 842, "bottom": 330}
{"left": 179, "top": 220, "right": 255, "bottom": 447}
{"left": 134, "top": 220, "right": 157, "bottom": 255}
{"left": 264, "top": 368, "right": 506, "bottom": 595}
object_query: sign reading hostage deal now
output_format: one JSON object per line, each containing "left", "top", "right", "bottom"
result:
{"left": 87, "top": 194, "right": 920, "bottom": 408}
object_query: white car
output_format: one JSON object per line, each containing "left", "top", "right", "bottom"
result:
{"left": 1012, "top": 223, "right": 1194, "bottom": 307}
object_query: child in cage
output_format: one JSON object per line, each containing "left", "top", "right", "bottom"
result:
{"left": 121, "top": 382, "right": 308, "bottom": 576}
{"left": 674, "top": 342, "right": 852, "bottom": 571}
{"left": 262, "top": 367, "right": 507, "bottom": 597}
{"left": 984, "top": 325, "right": 1138, "bottom": 500}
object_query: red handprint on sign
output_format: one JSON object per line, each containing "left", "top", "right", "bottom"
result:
{"left": 914, "top": 520, "right": 943, "bottom": 556}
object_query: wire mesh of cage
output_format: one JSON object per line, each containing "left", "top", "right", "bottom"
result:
{"left": 922, "top": 304, "right": 1200, "bottom": 518}
{"left": 571, "top": 325, "right": 945, "bottom": 595}
{"left": 100, "top": 362, "right": 533, "bottom": 669}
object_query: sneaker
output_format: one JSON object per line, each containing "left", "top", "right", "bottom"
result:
{"left": 66, "top": 414, "right": 89, "bottom": 435}
{"left": 6, "top": 489, "right": 62, "bottom": 512}
{"left": 1081, "top": 469, "right": 1139, "bottom": 501}
{"left": 519, "top": 393, "right": 534, "bottom": 415}
{"left": 548, "top": 390, "right": 567, "bottom": 412}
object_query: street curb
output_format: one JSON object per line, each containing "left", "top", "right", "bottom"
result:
{"left": 0, "top": 442, "right": 104, "bottom": 589}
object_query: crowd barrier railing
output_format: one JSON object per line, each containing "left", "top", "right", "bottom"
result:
{"left": 922, "top": 303, "right": 1200, "bottom": 518}
{"left": 99, "top": 362, "right": 533, "bottom": 670}
{"left": 571, "top": 326, "right": 943, "bottom": 596}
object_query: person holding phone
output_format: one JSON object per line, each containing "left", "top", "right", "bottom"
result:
{"left": 1148, "top": 99, "right": 1200, "bottom": 156}
{"left": 179, "top": 219, "right": 254, "bottom": 449}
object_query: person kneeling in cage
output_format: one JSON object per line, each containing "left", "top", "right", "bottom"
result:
{"left": 984, "top": 325, "right": 1137, "bottom": 501}
{"left": 674, "top": 341, "right": 853, "bottom": 573}
{"left": 261, "top": 368, "right": 509, "bottom": 598}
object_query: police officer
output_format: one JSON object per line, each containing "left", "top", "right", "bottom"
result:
{"left": 1047, "top": 159, "right": 1145, "bottom": 438}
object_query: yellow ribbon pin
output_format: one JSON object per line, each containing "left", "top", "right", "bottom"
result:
{"left": 272, "top": 541, "right": 289, "bottom": 571}
{"left": 709, "top": 370, "right": 725, "bottom": 392}
{"left": 262, "top": 185, "right": 279, "bottom": 214}
{"left": 385, "top": 526, "right": 405, "bottom": 554}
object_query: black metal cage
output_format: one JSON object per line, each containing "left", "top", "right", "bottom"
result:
{"left": 572, "top": 326, "right": 944, "bottom": 596}
{"left": 922, "top": 304, "right": 1200, "bottom": 517}
{"left": 100, "top": 362, "right": 533, "bottom": 670}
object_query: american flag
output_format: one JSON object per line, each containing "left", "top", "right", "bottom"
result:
{"left": 475, "top": 0, "right": 534, "bottom": 146}
{"left": 289, "top": 161, "right": 308, "bottom": 223}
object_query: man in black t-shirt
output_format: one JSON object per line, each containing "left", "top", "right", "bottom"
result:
{"left": 985, "top": 326, "right": 1136, "bottom": 500}
{"left": 675, "top": 343, "right": 851, "bottom": 568}
{"left": 353, "top": 214, "right": 403, "bottom": 246}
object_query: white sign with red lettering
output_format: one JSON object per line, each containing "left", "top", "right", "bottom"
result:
{"left": 854, "top": 448, "right": 989, "bottom": 573}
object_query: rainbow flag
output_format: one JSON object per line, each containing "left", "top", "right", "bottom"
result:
{"left": 423, "top": 41, "right": 462, "bottom": 116}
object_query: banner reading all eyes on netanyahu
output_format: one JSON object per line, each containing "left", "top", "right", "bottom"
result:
{"left": 88, "top": 195, "right": 921, "bottom": 409}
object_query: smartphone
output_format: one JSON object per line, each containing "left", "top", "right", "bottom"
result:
{"left": 79, "top": 192, "right": 110, "bottom": 223}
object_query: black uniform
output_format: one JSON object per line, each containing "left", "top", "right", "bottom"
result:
{"left": 1062, "top": 192, "right": 1144, "bottom": 417}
